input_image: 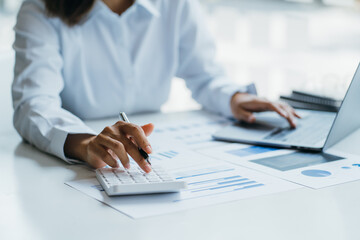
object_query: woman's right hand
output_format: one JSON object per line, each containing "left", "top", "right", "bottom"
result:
{"left": 64, "top": 121, "right": 154, "bottom": 173}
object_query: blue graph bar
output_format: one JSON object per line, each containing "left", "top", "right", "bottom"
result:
{"left": 191, "top": 180, "right": 256, "bottom": 193}
{"left": 188, "top": 178, "right": 248, "bottom": 192}
{"left": 166, "top": 151, "right": 178, "bottom": 157}
{"left": 224, "top": 176, "right": 241, "bottom": 180}
{"left": 209, "top": 181, "right": 256, "bottom": 190}
{"left": 217, "top": 178, "right": 249, "bottom": 185}
{"left": 157, "top": 151, "right": 179, "bottom": 159}
{"left": 174, "top": 182, "right": 265, "bottom": 202}
{"left": 176, "top": 168, "right": 235, "bottom": 180}
{"left": 188, "top": 175, "right": 241, "bottom": 185}
{"left": 234, "top": 184, "right": 264, "bottom": 191}
{"left": 149, "top": 155, "right": 162, "bottom": 161}
{"left": 158, "top": 153, "right": 172, "bottom": 158}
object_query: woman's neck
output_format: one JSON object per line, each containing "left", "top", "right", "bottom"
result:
{"left": 102, "top": 0, "right": 134, "bottom": 15}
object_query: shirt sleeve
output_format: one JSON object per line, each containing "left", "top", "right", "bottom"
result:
{"left": 175, "top": 0, "right": 256, "bottom": 117}
{"left": 12, "top": 1, "right": 96, "bottom": 163}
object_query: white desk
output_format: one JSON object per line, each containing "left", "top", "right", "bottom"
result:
{"left": 1, "top": 110, "right": 360, "bottom": 240}
{"left": 2, "top": 2, "right": 360, "bottom": 238}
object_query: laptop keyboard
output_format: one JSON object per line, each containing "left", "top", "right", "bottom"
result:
{"left": 263, "top": 114, "right": 334, "bottom": 145}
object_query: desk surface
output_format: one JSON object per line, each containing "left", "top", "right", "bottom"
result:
{"left": 2, "top": 3, "right": 360, "bottom": 238}
{"left": 1, "top": 110, "right": 360, "bottom": 240}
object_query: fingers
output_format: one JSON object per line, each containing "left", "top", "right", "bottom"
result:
{"left": 278, "top": 102, "right": 302, "bottom": 127}
{"left": 96, "top": 134, "right": 130, "bottom": 169}
{"left": 141, "top": 123, "right": 155, "bottom": 137}
{"left": 277, "top": 101, "right": 301, "bottom": 119}
{"left": 118, "top": 135, "right": 152, "bottom": 173}
{"left": 232, "top": 94, "right": 292, "bottom": 125}
{"left": 233, "top": 94, "right": 300, "bottom": 128}
{"left": 267, "top": 102, "right": 297, "bottom": 128}
{"left": 90, "top": 142, "right": 120, "bottom": 168}
{"left": 294, "top": 111, "right": 302, "bottom": 119}
{"left": 121, "top": 123, "right": 152, "bottom": 154}
{"left": 287, "top": 106, "right": 302, "bottom": 119}
{"left": 87, "top": 122, "right": 153, "bottom": 172}
{"left": 233, "top": 107, "right": 256, "bottom": 123}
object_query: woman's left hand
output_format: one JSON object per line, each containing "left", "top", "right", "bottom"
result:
{"left": 230, "top": 92, "right": 301, "bottom": 128}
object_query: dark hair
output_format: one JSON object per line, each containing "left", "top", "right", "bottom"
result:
{"left": 43, "top": 0, "right": 95, "bottom": 26}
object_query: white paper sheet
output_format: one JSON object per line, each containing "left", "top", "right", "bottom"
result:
{"left": 149, "top": 115, "right": 232, "bottom": 150}
{"left": 66, "top": 147, "right": 300, "bottom": 219}
{"left": 197, "top": 143, "right": 360, "bottom": 189}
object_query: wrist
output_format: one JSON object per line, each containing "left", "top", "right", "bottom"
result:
{"left": 231, "top": 92, "right": 248, "bottom": 107}
{"left": 64, "top": 134, "right": 96, "bottom": 161}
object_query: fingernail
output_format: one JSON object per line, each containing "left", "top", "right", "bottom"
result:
{"left": 248, "top": 116, "right": 255, "bottom": 122}
{"left": 145, "top": 145, "right": 152, "bottom": 153}
{"left": 145, "top": 164, "right": 152, "bottom": 173}
{"left": 124, "top": 163, "right": 130, "bottom": 169}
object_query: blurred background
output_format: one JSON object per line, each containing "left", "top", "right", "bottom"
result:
{"left": 1, "top": 0, "right": 360, "bottom": 121}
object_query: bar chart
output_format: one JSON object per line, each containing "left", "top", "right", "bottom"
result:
{"left": 150, "top": 150, "right": 179, "bottom": 160}
{"left": 152, "top": 118, "right": 231, "bottom": 150}
{"left": 154, "top": 120, "right": 229, "bottom": 134}
{"left": 172, "top": 166, "right": 265, "bottom": 202}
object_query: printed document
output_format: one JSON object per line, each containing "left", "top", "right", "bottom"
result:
{"left": 66, "top": 147, "right": 300, "bottom": 218}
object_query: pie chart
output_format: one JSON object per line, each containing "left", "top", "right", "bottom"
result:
{"left": 301, "top": 170, "right": 332, "bottom": 177}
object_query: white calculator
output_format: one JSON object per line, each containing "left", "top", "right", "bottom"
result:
{"left": 95, "top": 165, "right": 187, "bottom": 196}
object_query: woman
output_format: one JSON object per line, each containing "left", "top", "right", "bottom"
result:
{"left": 12, "top": 0, "right": 299, "bottom": 173}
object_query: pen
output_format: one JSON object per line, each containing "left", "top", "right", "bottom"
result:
{"left": 119, "top": 112, "right": 151, "bottom": 166}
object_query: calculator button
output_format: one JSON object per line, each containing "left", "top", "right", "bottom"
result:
{"left": 148, "top": 179, "right": 161, "bottom": 182}
{"left": 146, "top": 178, "right": 160, "bottom": 182}
{"left": 133, "top": 177, "right": 146, "bottom": 183}
{"left": 121, "top": 179, "right": 135, "bottom": 184}
{"left": 148, "top": 175, "right": 160, "bottom": 179}
{"left": 134, "top": 178, "right": 147, "bottom": 183}
{"left": 107, "top": 179, "right": 120, "bottom": 185}
{"left": 96, "top": 166, "right": 187, "bottom": 195}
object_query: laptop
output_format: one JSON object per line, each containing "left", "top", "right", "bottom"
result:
{"left": 213, "top": 63, "right": 360, "bottom": 151}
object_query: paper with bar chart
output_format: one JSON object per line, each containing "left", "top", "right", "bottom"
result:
{"left": 66, "top": 147, "right": 300, "bottom": 218}
{"left": 197, "top": 143, "right": 360, "bottom": 189}
{"left": 149, "top": 115, "right": 231, "bottom": 150}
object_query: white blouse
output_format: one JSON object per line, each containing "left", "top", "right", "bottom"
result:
{"left": 12, "top": 0, "right": 252, "bottom": 163}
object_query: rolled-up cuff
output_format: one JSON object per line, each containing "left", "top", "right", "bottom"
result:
{"left": 47, "top": 126, "right": 96, "bottom": 164}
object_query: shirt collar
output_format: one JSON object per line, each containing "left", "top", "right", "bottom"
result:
{"left": 135, "top": 0, "right": 160, "bottom": 17}
{"left": 86, "top": 0, "right": 160, "bottom": 23}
